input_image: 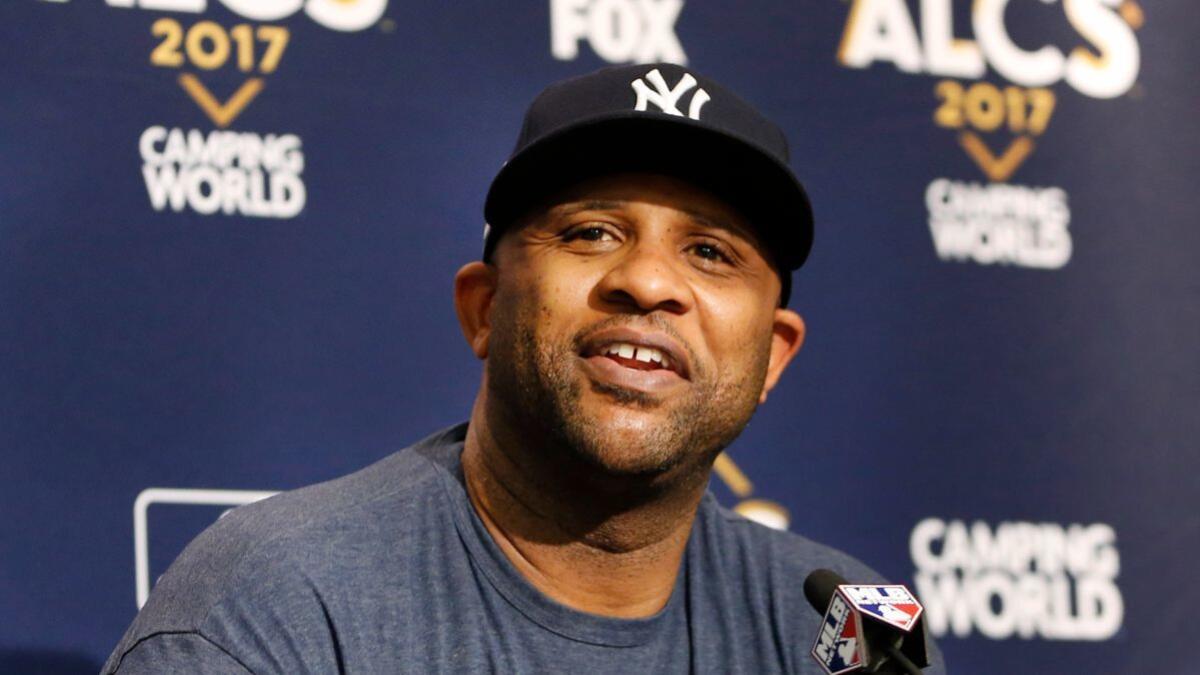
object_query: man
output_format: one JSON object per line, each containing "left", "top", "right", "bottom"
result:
{"left": 104, "top": 64, "right": 946, "bottom": 673}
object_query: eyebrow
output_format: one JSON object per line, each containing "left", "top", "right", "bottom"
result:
{"left": 552, "top": 199, "right": 758, "bottom": 244}
{"left": 553, "top": 200, "right": 624, "bottom": 217}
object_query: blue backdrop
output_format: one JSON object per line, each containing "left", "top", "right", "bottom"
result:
{"left": 2, "top": 1, "right": 1196, "bottom": 672}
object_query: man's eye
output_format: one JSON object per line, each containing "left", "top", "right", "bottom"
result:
{"left": 691, "top": 243, "right": 730, "bottom": 263}
{"left": 564, "top": 225, "right": 615, "bottom": 242}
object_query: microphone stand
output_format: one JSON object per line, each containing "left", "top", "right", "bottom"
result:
{"left": 863, "top": 630, "right": 923, "bottom": 674}
{"left": 879, "top": 643, "right": 922, "bottom": 674}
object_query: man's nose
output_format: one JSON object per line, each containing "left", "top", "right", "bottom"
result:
{"left": 594, "top": 236, "right": 694, "bottom": 314}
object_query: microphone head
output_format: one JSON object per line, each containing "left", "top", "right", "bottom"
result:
{"left": 805, "top": 570, "right": 932, "bottom": 674}
{"left": 803, "top": 568, "right": 847, "bottom": 615}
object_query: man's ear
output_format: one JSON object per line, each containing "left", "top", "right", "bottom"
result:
{"left": 758, "top": 308, "right": 806, "bottom": 404}
{"left": 454, "top": 261, "right": 497, "bottom": 359}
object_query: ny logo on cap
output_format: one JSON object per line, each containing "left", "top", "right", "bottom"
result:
{"left": 631, "top": 68, "right": 710, "bottom": 120}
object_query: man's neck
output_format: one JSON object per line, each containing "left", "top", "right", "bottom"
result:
{"left": 460, "top": 400, "right": 709, "bottom": 619}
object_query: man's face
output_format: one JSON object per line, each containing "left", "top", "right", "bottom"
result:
{"left": 481, "top": 173, "right": 800, "bottom": 482}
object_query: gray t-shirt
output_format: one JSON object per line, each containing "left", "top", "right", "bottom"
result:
{"left": 104, "top": 424, "right": 946, "bottom": 674}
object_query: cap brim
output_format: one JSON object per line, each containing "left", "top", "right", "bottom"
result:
{"left": 484, "top": 113, "right": 814, "bottom": 272}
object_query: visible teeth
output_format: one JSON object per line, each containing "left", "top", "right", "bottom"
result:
{"left": 636, "top": 346, "right": 667, "bottom": 365}
{"left": 601, "top": 342, "right": 672, "bottom": 369}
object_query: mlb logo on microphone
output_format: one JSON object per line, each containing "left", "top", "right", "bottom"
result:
{"left": 842, "top": 585, "right": 923, "bottom": 632}
{"left": 811, "top": 592, "right": 863, "bottom": 675}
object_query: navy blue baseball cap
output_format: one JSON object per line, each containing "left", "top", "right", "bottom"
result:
{"left": 483, "top": 63, "right": 814, "bottom": 305}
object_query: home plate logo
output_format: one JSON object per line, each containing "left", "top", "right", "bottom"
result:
{"left": 811, "top": 591, "right": 863, "bottom": 675}
{"left": 841, "top": 585, "right": 923, "bottom": 632}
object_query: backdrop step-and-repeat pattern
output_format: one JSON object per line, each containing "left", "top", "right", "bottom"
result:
{"left": 2, "top": 1, "right": 1197, "bottom": 673}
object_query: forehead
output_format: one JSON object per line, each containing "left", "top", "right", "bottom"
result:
{"left": 531, "top": 173, "right": 764, "bottom": 244}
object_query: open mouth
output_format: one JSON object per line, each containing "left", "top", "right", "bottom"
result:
{"left": 596, "top": 342, "right": 677, "bottom": 373}
{"left": 577, "top": 329, "right": 691, "bottom": 384}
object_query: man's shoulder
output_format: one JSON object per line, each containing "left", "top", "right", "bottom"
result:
{"left": 695, "top": 496, "right": 949, "bottom": 674}
{"left": 696, "top": 494, "right": 888, "bottom": 586}
{"left": 198, "top": 424, "right": 459, "bottom": 565}
{"left": 104, "top": 425, "right": 467, "bottom": 673}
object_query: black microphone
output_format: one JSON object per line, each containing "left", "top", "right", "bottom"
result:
{"left": 803, "top": 569, "right": 929, "bottom": 675}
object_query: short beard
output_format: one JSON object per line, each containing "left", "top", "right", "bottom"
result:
{"left": 486, "top": 294, "right": 769, "bottom": 488}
